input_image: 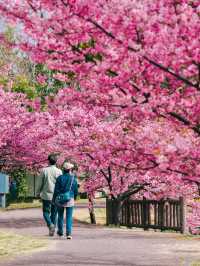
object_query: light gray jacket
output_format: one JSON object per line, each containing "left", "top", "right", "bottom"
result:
{"left": 37, "top": 165, "right": 62, "bottom": 201}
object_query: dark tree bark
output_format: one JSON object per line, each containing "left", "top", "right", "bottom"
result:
{"left": 88, "top": 193, "right": 96, "bottom": 224}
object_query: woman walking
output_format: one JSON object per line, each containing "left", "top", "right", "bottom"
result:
{"left": 53, "top": 162, "right": 78, "bottom": 239}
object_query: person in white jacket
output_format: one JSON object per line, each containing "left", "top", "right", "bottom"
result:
{"left": 37, "top": 154, "right": 62, "bottom": 236}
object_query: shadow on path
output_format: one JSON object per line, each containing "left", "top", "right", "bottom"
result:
{"left": 0, "top": 217, "right": 44, "bottom": 228}
{"left": 0, "top": 216, "right": 97, "bottom": 229}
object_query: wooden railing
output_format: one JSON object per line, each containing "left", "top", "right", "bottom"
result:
{"left": 106, "top": 197, "right": 186, "bottom": 233}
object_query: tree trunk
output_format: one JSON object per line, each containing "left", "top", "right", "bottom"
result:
{"left": 111, "top": 199, "right": 122, "bottom": 226}
{"left": 88, "top": 194, "right": 96, "bottom": 224}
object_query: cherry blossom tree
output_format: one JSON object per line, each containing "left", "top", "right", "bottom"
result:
{"left": 0, "top": 0, "right": 199, "bottom": 124}
{"left": 0, "top": 88, "right": 60, "bottom": 171}
{"left": 0, "top": 0, "right": 200, "bottom": 231}
{"left": 43, "top": 88, "right": 198, "bottom": 200}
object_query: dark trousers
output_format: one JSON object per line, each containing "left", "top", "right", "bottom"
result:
{"left": 42, "top": 200, "right": 57, "bottom": 227}
{"left": 57, "top": 207, "right": 74, "bottom": 236}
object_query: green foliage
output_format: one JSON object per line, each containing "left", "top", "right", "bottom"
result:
{"left": 0, "top": 28, "right": 66, "bottom": 103}
{"left": 0, "top": 32, "right": 103, "bottom": 107}
{"left": 106, "top": 69, "right": 118, "bottom": 77}
{"left": 11, "top": 168, "right": 29, "bottom": 200}
{"left": 72, "top": 38, "right": 95, "bottom": 52}
{"left": 123, "top": 127, "right": 129, "bottom": 133}
{"left": 84, "top": 52, "right": 103, "bottom": 63}
{"left": 67, "top": 71, "right": 76, "bottom": 79}
{"left": 160, "top": 77, "right": 170, "bottom": 89}
{"left": 72, "top": 38, "right": 102, "bottom": 64}
{"left": 3, "top": 26, "right": 15, "bottom": 43}
{"left": 0, "top": 32, "right": 103, "bottom": 106}
{"left": 12, "top": 75, "right": 37, "bottom": 99}
{"left": 34, "top": 64, "right": 67, "bottom": 99}
{"left": 0, "top": 76, "right": 8, "bottom": 86}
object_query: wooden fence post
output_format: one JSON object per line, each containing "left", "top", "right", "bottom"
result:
{"left": 142, "top": 197, "right": 148, "bottom": 230}
{"left": 159, "top": 198, "right": 164, "bottom": 231}
{"left": 180, "top": 197, "right": 186, "bottom": 234}
{"left": 106, "top": 198, "right": 110, "bottom": 225}
{"left": 114, "top": 199, "right": 121, "bottom": 226}
{"left": 33, "top": 174, "right": 36, "bottom": 198}
{"left": 126, "top": 200, "right": 132, "bottom": 228}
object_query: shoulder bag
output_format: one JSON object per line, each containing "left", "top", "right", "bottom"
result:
{"left": 55, "top": 175, "right": 74, "bottom": 206}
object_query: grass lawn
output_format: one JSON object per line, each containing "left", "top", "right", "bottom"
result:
{"left": 76, "top": 197, "right": 106, "bottom": 204}
{"left": 1, "top": 197, "right": 106, "bottom": 225}
{"left": 0, "top": 198, "right": 106, "bottom": 211}
{"left": 74, "top": 207, "right": 106, "bottom": 225}
{"left": 4, "top": 200, "right": 42, "bottom": 211}
{"left": 0, "top": 231, "right": 47, "bottom": 259}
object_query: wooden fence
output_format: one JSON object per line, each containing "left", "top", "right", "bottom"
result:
{"left": 106, "top": 197, "right": 186, "bottom": 233}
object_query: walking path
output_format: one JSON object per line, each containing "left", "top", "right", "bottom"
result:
{"left": 0, "top": 207, "right": 200, "bottom": 266}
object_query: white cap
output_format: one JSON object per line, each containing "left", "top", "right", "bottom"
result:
{"left": 63, "top": 162, "right": 74, "bottom": 170}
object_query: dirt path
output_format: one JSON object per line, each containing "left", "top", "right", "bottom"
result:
{"left": 0, "top": 208, "right": 200, "bottom": 266}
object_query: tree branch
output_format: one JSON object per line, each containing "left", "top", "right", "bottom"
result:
{"left": 86, "top": 18, "right": 199, "bottom": 90}
{"left": 119, "top": 183, "right": 149, "bottom": 201}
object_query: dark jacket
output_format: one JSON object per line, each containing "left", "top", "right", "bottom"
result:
{"left": 53, "top": 173, "right": 78, "bottom": 202}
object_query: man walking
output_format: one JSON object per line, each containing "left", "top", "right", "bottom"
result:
{"left": 37, "top": 154, "right": 62, "bottom": 236}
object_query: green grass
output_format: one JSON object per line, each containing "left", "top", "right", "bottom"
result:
{"left": 190, "top": 261, "right": 200, "bottom": 266}
{"left": 0, "top": 231, "right": 47, "bottom": 259}
{"left": 76, "top": 197, "right": 106, "bottom": 204}
{"left": 74, "top": 207, "right": 106, "bottom": 225}
{"left": 0, "top": 198, "right": 106, "bottom": 211}
{"left": 5, "top": 200, "right": 42, "bottom": 210}
{"left": 175, "top": 234, "right": 200, "bottom": 240}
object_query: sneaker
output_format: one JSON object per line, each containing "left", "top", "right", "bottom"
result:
{"left": 58, "top": 235, "right": 65, "bottom": 239}
{"left": 66, "top": 235, "right": 72, "bottom": 240}
{"left": 49, "top": 224, "right": 55, "bottom": 237}
{"left": 57, "top": 231, "right": 64, "bottom": 239}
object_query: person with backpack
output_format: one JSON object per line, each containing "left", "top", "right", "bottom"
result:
{"left": 53, "top": 162, "right": 78, "bottom": 239}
